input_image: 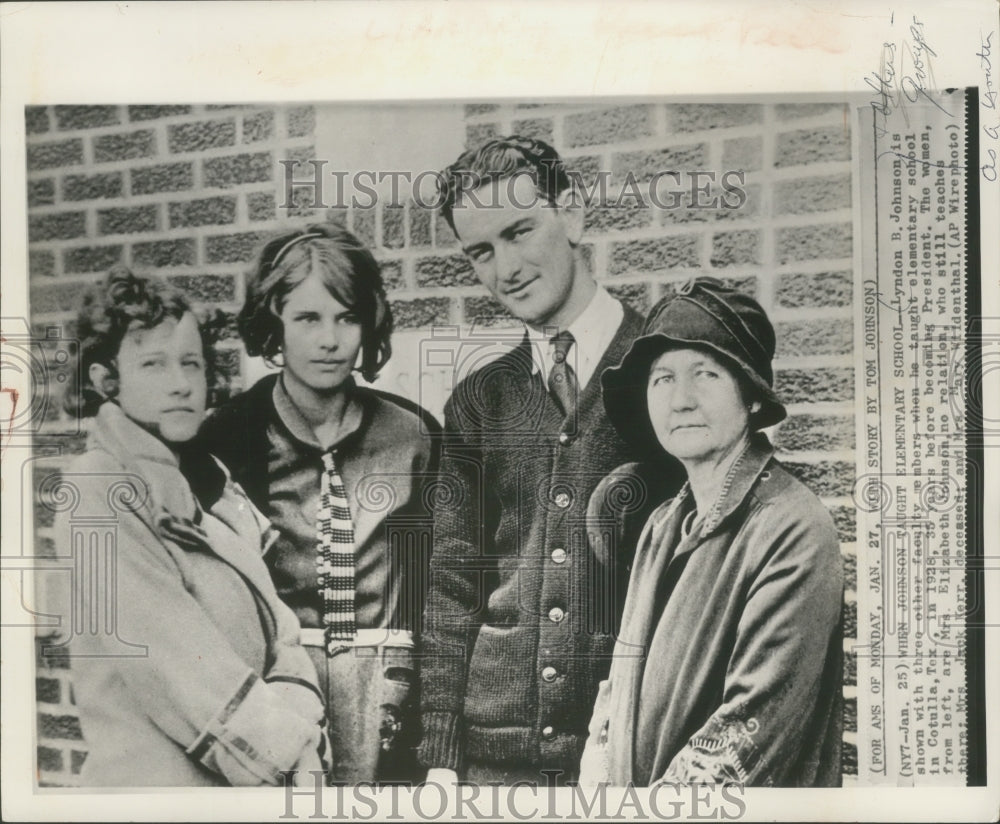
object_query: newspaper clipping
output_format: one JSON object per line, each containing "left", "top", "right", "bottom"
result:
{"left": 1, "top": 2, "right": 996, "bottom": 822}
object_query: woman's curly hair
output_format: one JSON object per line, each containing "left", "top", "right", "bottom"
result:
{"left": 237, "top": 223, "right": 393, "bottom": 382}
{"left": 65, "top": 266, "right": 216, "bottom": 417}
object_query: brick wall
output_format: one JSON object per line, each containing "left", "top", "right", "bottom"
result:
{"left": 27, "top": 101, "right": 858, "bottom": 785}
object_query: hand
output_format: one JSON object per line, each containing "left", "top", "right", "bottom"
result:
{"left": 425, "top": 767, "right": 460, "bottom": 786}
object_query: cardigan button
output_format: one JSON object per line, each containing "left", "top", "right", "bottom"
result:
{"left": 541, "top": 725, "right": 556, "bottom": 740}
{"left": 558, "top": 431, "right": 574, "bottom": 446}
{"left": 550, "top": 547, "right": 567, "bottom": 564}
{"left": 548, "top": 607, "right": 565, "bottom": 624}
{"left": 553, "top": 492, "right": 571, "bottom": 509}
{"left": 541, "top": 666, "right": 558, "bottom": 682}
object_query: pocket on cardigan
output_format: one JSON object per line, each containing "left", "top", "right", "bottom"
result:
{"left": 463, "top": 624, "right": 536, "bottom": 726}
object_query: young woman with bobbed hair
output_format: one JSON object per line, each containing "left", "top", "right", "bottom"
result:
{"left": 53, "top": 266, "right": 326, "bottom": 787}
{"left": 197, "top": 223, "right": 439, "bottom": 784}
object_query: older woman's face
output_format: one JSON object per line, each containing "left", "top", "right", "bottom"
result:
{"left": 116, "top": 312, "right": 207, "bottom": 445}
{"left": 646, "top": 348, "right": 750, "bottom": 466}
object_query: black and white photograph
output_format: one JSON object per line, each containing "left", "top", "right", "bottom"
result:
{"left": 1, "top": 2, "right": 997, "bottom": 821}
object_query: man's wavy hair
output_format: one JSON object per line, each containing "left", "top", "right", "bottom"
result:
{"left": 65, "top": 266, "right": 215, "bottom": 418}
{"left": 437, "top": 135, "right": 574, "bottom": 236}
{"left": 237, "top": 223, "right": 392, "bottom": 383}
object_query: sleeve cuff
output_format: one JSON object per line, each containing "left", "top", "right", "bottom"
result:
{"left": 417, "top": 711, "right": 465, "bottom": 771}
{"left": 186, "top": 671, "right": 320, "bottom": 786}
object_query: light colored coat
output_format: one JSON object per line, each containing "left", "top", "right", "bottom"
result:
{"left": 51, "top": 403, "right": 325, "bottom": 787}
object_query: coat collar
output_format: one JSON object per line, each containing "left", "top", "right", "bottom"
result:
{"left": 670, "top": 433, "right": 775, "bottom": 553}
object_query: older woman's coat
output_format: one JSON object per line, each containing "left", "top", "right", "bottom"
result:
{"left": 50, "top": 402, "right": 325, "bottom": 786}
{"left": 581, "top": 435, "right": 844, "bottom": 787}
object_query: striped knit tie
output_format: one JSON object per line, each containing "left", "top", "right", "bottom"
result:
{"left": 317, "top": 450, "right": 357, "bottom": 650}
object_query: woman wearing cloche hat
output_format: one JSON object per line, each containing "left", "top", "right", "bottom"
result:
{"left": 580, "top": 276, "right": 844, "bottom": 787}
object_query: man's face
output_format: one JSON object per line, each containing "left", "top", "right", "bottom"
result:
{"left": 451, "top": 173, "right": 586, "bottom": 330}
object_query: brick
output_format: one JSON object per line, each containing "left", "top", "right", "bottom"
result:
{"left": 54, "top": 105, "right": 119, "bottom": 131}
{"left": 27, "top": 139, "right": 84, "bottom": 171}
{"left": 27, "top": 178, "right": 56, "bottom": 207}
{"left": 93, "top": 130, "right": 155, "bottom": 163}
{"left": 605, "top": 282, "right": 651, "bottom": 314}
{"left": 776, "top": 223, "right": 852, "bottom": 263}
{"left": 832, "top": 505, "right": 856, "bottom": 544}
{"left": 383, "top": 204, "right": 405, "bottom": 250}
{"left": 722, "top": 136, "right": 763, "bottom": 171}
{"left": 62, "top": 172, "right": 123, "bottom": 202}
{"left": 774, "top": 413, "right": 853, "bottom": 452}
{"left": 204, "top": 231, "right": 267, "bottom": 264}
{"left": 203, "top": 151, "right": 273, "bottom": 188}
{"left": 130, "top": 162, "right": 194, "bottom": 195}
{"left": 26, "top": 106, "right": 51, "bottom": 134}
{"left": 783, "top": 460, "right": 853, "bottom": 498}
{"left": 378, "top": 259, "right": 405, "bottom": 291}
{"left": 564, "top": 105, "right": 655, "bottom": 148}
{"left": 842, "top": 550, "right": 857, "bottom": 593}
{"left": 714, "top": 182, "right": 760, "bottom": 222}
{"left": 776, "top": 317, "right": 853, "bottom": 357}
{"left": 168, "top": 274, "right": 237, "bottom": 304}
{"left": 656, "top": 190, "right": 714, "bottom": 226}
{"left": 390, "top": 297, "right": 451, "bottom": 328}
{"left": 711, "top": 230, "right": 760, "bottom": 267}
{"left": 132, "top": 239, "right": 196, "bottom": 269}
{"left": 511, "top": 117, "right": 553, "bottom": 143}
{"left": 29, "top": 250, "right": 56, "bottom": 278}
{"left": 465, "top": 122, "right": 499, "bottom": 149}
{"left": 242, "top": 110, "right": 274, "bottom": 143}
{"left": 352, "top": 207, "right": 376, "bottom": 248}
{"left": 247, "top": 191, "right": 275, "bottom": 222}
{"left": 585, "top": 202, "right": 655, "bottom": 234}
{"left": 465, "top": 103, "right": 501, "bottom": 117}
{"left": 774, "top": 367, "right": 853, "bottom": 404}
{"left": 609, "top": 235, "right": 700, "bottom": 275}
{"left": 777, "top": 271, "right": 852, "bottom": 308}
{"left": 282, "top": 144, "right": 318, "bottom": 179}
{"left": 167, "top": 119, "right": 236, "bottom": 153}
{"left": 168, "top": 196, "right": 236, "bottom": 228}
{"left": 565, "top": 154, "right": 605, "bottom": 194}
{"left": 410, "top": 204, "right": 433, "bottom": 247}
{"left": 37, "top": 643, "right": 72, "bottom": 670}
{"left": 287, "top": 106, "right": 315, "bottom": 138}
{"left": 415, "top": 254, "right": 476, "bottom": 288}
{"left": 611, "top": 144, "right": 706, "bottom": 183}
{"left": 97, "top": 204, "right": 158, "bottom": 236}
{"left": 842, "top": 600, "right": 857, "bottom": 639}
{"left": 775, "top": 103, "right": 846, "bottom": 121}
{"left": 844, "top": 696, "right": 857, "bottom": 733}
{"left": 844, "top": 650, "right": 857, "bottom": 686}
{"left": 774, "top": 173, "right": 851, "bottom": 215}
{"left": 775, "top": 126, "right": 850, "bottom": 168}
{"left": 128, "top": 105, "right": 192, "bottom": 121}
{"left": 38, "top": 712, "right": 83, "bottom": 740}
{"left": 462, "top": 295, "right": 515, "bottom": 327}
{"left": 670, "top": 103, "right": 762, "bottom": 132}
{"left": 435, "top": 213, "right": 458, "bottom": 248}
{"left": 37, "top": 746, "right": 64, "bottom": 772}
{"left": 28, "top": 211, "right": 86, "bottom": 242}
{"left": 63, "top": 245, "right": 124, "bottom": 274}
{"left": 36, "top": 677, "right": 62, "bottom": 704}
{"left": 71, "top": 750, "right": 88, "bottom": 775}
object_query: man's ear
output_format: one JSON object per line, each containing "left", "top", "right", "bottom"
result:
{"left": 88, "top": 362, "right": 118, "bottom": 399}
{"left": 555, "top": 184, "right": 585, "bottom": 246}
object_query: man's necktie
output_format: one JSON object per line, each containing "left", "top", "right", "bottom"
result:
{"left": 548, "top": 331, "right": 579, "bottom": 419}
{"left": 317, "top": 450, "right": 357, "bottom": 650}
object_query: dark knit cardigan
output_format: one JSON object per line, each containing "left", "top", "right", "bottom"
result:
{"left": 418, "top": 307, "right": 683, "bottom": 773}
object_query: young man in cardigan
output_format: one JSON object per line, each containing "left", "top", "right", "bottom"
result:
{"left": 419, "top": 136, "right": 681, "bottom": 785}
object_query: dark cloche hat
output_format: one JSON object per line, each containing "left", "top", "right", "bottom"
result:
{"left": 602, "top": 276, "right": 786, "bottom": 452}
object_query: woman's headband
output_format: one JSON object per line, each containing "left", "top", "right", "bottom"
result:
{"left": 270, "top": 231, "right": 324, "bottom": 272}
